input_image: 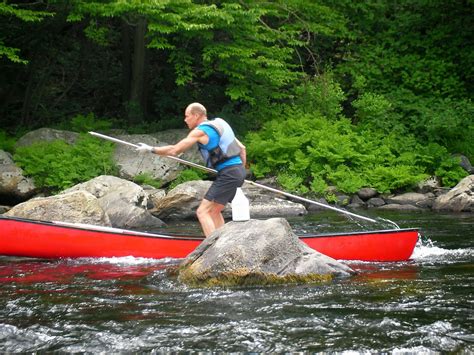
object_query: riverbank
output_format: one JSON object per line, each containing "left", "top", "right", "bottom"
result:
{"left": 1, "top": 128, "right": 472, "bottom": 225}
{"left": 2, "top": 174, "right": 473, "bottom": 231}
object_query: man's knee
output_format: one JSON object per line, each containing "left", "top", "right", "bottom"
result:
{"left": 197, "top": 200, "right": 223, "bottom": 217}
{"left": 196, "top": 204, "right": 208, "bottom": 219}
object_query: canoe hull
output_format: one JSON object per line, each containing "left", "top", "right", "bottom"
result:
{"left": 0, "top": 216, "right": 418, "bottom": 261}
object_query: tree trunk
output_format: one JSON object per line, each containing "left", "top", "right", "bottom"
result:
{"left": 121, "top": 19, "right": 131, "bottom": 103}
{"left": 20, "top": 63, "right": 36, "bottom": 126}
{"left": 128, "top": 17, "right": 147, "bottom": 123}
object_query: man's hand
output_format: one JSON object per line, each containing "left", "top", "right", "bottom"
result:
{"left": 136, "top": 142, "right": 153, "bottom": 153}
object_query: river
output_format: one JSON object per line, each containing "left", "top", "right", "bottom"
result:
{"left": 0, "top": 210, "right": 472, "bottom": 353}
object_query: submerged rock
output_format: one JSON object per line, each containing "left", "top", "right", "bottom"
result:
{"left": 178, "top": 218, "right": 353, "bottom": 287}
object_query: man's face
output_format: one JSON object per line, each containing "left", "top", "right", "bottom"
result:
{"left": 184, "top": 109, "right": 199, "bottom": 129}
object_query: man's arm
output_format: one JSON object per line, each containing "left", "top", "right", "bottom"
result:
{"left": 152, "top": 129, "right": 207, "bottom": 157}
{"left": 235, "top": 138, "right": 247, "bottom": 167}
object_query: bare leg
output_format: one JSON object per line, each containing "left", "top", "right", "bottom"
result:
{"left": 196, "top": 198, "right": 226, "bottom": 237}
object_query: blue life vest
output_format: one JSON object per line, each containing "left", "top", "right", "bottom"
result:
{"left": 197, "top": 118, "right": 242, "bottom": 170}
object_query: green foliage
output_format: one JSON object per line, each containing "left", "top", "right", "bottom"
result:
{"left": 247, "top": 112, "right": 465, "bottom": 195}
{"left": 63, "top": 0, "right": 346, "bottom": 107}
{"left": 134, "top": 172, "right": 162, "bottom": 189}
{"left": 168, "top": 168, "right": 208, "bottom": 190}
{"left": 0, "top": 3, "right": 52, "bottom": 22}
{"left": 434, "top": 157, "right": 468, "bottom": 187}
{"left": 84, "top": 20, "right": 111, "bottom": 46}
{"left": 0, "top": 0, "right": 472, "bottom": 194}
{"left": 276, "top": 173, "right": 309, "bottom": 195}
{"left": 57, "top": 112, "right": 114, "bottom": 133}
{"left": 0, "top": 2, "right": 53, "bottom": 63}
{"left": 0, "top": 41, "right": 27, "bottom": 64}
{"left": 14, "top": 134, "right": 117, "bottom": 193}
{"left": 292, "top": 72, "right": 346, "bottom": 120}
{"left": 412, "top": 97, "right": 474, "bottom": 160}
{"left": 335, "top": 0, "right": 473, "bottom": 160}
{"left": 0, "top": 131, "right": 16, "bottom": 153}
{"left": 352, "top": 92, "right": 392, "bottom": 125}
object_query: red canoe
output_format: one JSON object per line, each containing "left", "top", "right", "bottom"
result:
{"left": 0, "top": 215, "right": 418, "bottom": 262}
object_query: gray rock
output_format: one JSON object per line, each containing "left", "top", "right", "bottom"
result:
{"left": 0, "top": 150, "right": 37, "bottom": 203}
{"left": 0, "top": 205, "right": 10, "bottom": 214}
{"left": 5, "top": 190, "right": 111, "bottom": 225}
{"left": 178, "top": 218, "right": 353, "bottom": 287}
{"left": 455, "top": 154, "right": 474, "bottom": 174}
{"left": 416, "top": 176, "right": 441, "bottom": 193}
{"left": 0, "top": 150, "right": 13, "bottom": 165}
{"left": 225, "top": 182, "right": 307, "bottom": 218}
{"left": 144, "top": 187, "right": 166, "bottom": 209}
{"left": 152, "top": 180, "right": 211, "bottom": 220}
{"left": 152, "top": 129, "right": 189, "bottom": 145}
{"left": 416, "top": 193, "right": 435, "bottom": 209}
{"left": 15, "top": 128, "right": 79, "bottom": 148}
{"left": 385, "top": 192, "right": 433, "bottom": 208}
{"left": 367, "top": 197, "right": 385, "bottom": 208}
{"left": 152, "top": 129, "right": 203, "bottom": 164}
{"left": 228, "top": 196, "right": 307, "bottom": 218}
{"left": 377, "top": 204, "right": 423, "bottom": 211}
{"left": 433, "top": 175, "right": 474, "bottom": 212}
{"left": 347, "top": 195, "right": 366, "bottom": 209}
{"left": 113, "top": 133, "right": 202, "bottom": 184}
{"left": 306, "top": 197, "right": 331, "bottom": 212}
{"left": 63, "top": 175, "right": 164, "bottom": 229}
{"left": 151, "top": 180, "right": 307, "bottom": 220}
{"left": 357, "top": 188, "right": 378, "bottom": 201}
{"left": 336, "top": 194, "right": 350, "bottom": 206}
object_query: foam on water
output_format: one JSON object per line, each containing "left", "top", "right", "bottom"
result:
{"left": 410, "top": 237, "right": 474, "bottom": 263}
{"left": 69, "top": 256, "right": 179, "bottom": 266}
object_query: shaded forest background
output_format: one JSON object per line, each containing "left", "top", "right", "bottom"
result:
{"left": 1, "top": 0, "right": 473, "bottom": 196}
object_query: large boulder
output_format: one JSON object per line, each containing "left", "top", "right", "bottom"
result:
{"left": 152, "top": 180, "right": 211, "bottom": 220}
{"left": 0, "top": 150, "right": 37, "bottom": 204}
{"left": 15, "top": 128, "right": 79, "bottom": 148}
{"left": 4, "top": 190, "right": 111, "bottom": 225}
{"left": 178, "top": 218, "right": 353, "bottom": 287}
{"left": 433, "top": 175, "right": 474, "bottom": 212}
{"left": 63, "top": 175, "right": 164, "bottom": 229}
{"left": 113, "top": 133, "right": 202, "bottom": 184}
{"left": 151, "top": 180, "right": 307, "bottom": 220}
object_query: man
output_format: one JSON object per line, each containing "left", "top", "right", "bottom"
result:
{"left": 136, "top": 102, "right": 247, "bottom": 237}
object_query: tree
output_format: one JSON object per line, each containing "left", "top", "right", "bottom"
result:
{"left": 1, "top": 0, "right": 348, "bottom": 128}
{"left": 0, "top": 2, "right": 53, "bottom": 64}
{"left": 333, "top": 0, "right": 474, "bottom": 159}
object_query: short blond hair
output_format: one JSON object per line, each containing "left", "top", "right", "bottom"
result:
{"left": 186, "top": 102, "right": 207, "bottom": 117}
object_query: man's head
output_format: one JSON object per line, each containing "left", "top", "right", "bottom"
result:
{"left": 184, "top": 102, "right": 207, "bottom": 129}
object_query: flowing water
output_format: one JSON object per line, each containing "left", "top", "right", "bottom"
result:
{"left": 0, "top": 210, "right": 472, "bottom": 353}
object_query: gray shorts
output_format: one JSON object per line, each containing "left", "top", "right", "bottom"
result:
{"left": 204, "top": 164, "right": 246, "bottom": 205}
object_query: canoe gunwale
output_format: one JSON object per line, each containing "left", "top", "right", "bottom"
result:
{"left": 0, "top": 215, "right": 418, "bottom": 240}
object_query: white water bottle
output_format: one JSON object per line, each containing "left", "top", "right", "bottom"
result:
{"left": 231, "top": 187, "right": 250, "bottom": 221}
